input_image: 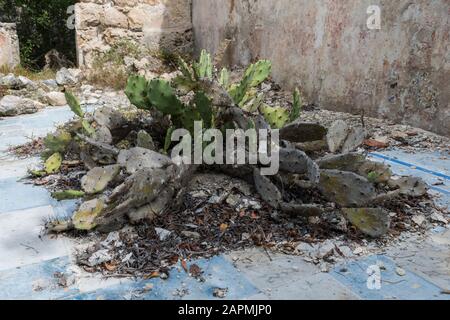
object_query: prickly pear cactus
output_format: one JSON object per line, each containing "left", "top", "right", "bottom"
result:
{"left": 260, "top": 104, "right": 290, "bottom": 129}
{"left": 229, "top": 60, "right": 272, "bottom": 104}
{"left": 193, "top": 49, "right": 213, "bottom": 80}
{"left": 193, "top": 91, "right": 213, "bottom": 129}
{"left": 125, "top": 75, "right": 151, "bottom": 110}
{"left": 65, "top": 91, "right": 84, "bottom": 117}
{"left": 147, "top": 79, "right": 184, "bottom": 116}
{"left": 319, "top": 170, "right": 377, "bottom": 207}
{"left": 290, "top": 88, "right": 302, "bottom": 122}
{"left": 219, "top": 68, "right": 230, "bottom": 89}
{"left": 43, "top": 130, "right": 72, "bottom": 156}
{"left": 45, "top": 152, "right": 62, "bottom": 174}
{"left": 342, "top": 208, "right": 390, "bottom": 238}
{"left": 279, "top": 148, "right": 320, "bottom": 183}
{"left": 253, "top": 168, "right": 282, "bottom": 209}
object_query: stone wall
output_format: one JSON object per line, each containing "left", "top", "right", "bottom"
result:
{"left": 192, "top": 0, "right": 450, "bottom": 137}
{"left": 75, "top": 0, "right": 193, "bottom": 68}
{"left": 0, "top": 23, "right": 20, "bottom": 69}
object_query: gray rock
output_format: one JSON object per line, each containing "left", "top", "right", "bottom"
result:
{"left": 327, "top": 120, "right": 349, "bottom": 153}
{"left": 317, "top": 153, "right": 392, "bottom": 183}
{"left": 46, "top": 91, "right": 67, "bottom": 106}
{"left": 93, "top": 106, "right": 128, "bottom": 130}
{"left": 41, "top": 79, "right": 58, "bottom": 88}
{"left": 0, "top": 73, "right": 34, "bottom": 89}
{"left": 118, "top": 147, "right": 172, "bottom": 174}
{"left": 0, "top": 95, "right": 43, "bottom": 116}
{"left": 56, "top": 67, "right": 81, "bottom": 86}
{"left": 93, "top": 126, "right": 113, "bottom": 144}
{"left": 341, "top": 126, "right": 365, "bottom": 153}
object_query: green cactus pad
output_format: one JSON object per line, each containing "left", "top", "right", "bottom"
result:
{"left": 52, "top": 190, "right": 85, "bottom": 201}
{"left": 65, "top": 91, "right": 84, "bottom": 117}
{"left": 125, "top": 75, "right": 151, "bottom": 110}
{"left": 229, "top": 60, "right": 272, "bottom": 104}
{"left": 194, "top": 49, "right": 213, "bottom": 80}
{"left": 45, "top": 152, "right": 63, "bottom": 174}
{"left": 219, "top": 68, "right": 230, "bottom": 88}
{"left": 290, "top": 88, "right": 302, "bottom": 122}
{"left": 44, "top": 130, "right": 72, "bottom": 154}
{"left": 260, "top": 104, "right": 290, "bottom": 129}
{"left": 148, "top": 79, "right": 185, "bottom": 116}
{"left": 193, "top": 91, "right": 213, "bottom": 128}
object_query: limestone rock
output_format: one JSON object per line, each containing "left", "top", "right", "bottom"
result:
{"left": 103, "top": 7, "right": 128, "bottom": 28}
{"left": 0, "top": 74, "right": 34, "bottom": 89}
{"left": 128, "top": 3, "right": 165, "bottom": 31}
{"left": 93, "top": 106, "right": 128, "bottom": 130}
{"left": 327, "top": 120, "right": 349, "bottom": 153}
{"left": 81, "top": 165, "right": 121, "bottom": 194}
{"left": 341, "top": 126, "right": 365, "bottom": 153}
{"left": 0, "top": 95, "right": 43, "bottom": 116}
{"left": 342, "top": 208, "right": 390, "bottom": 237}
{"left": 46, "top": 92, "right": 67, "bottom": 106}
{"left": 56, "top": 68, "right": 81, "bottom": 86}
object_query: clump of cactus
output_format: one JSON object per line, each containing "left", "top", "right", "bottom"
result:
{"left": 125, "top": 49, "right": 303, "bottom": 138}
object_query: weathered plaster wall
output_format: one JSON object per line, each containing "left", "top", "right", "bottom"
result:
{"left": 0, "top": 23, "right": 20, "bottom": 69}
{"left": 75, "top": 0, "right": 192, "bottom": 68}
{"left": 193, "top": 0, "right": 450, "bottom": 136}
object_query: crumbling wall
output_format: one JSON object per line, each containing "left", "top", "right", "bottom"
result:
{"left": 75, "top": 0, "right": 193, "bottom": 68}
{"left": 0, "top": 23, "right": 20, "bottom": 69}
{"left": 192, "top": 0, "right": 450, "bottom": 137}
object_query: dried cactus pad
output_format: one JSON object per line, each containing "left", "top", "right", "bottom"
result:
{"left": 342, "top": 208, "right": 391, "bottom": 238}
{"left": 319, "top": 170, "right": 377, "bottom": 207}
{"left": 279, "top": 148, "right": 320, "bottom": 183}
{"left": 253, "top": 168, "right": 282, "bottom": 209}
{"left": 81, "top": 165, "right": 121, "bottom": 194}
{"left": 73, "top": 198, "right": 105, "bottom": 231}
{"left": 280, "top": 122, "right": 327, "bottom": 143}
{"left": 117, "top": 147, "right": 172, "bottom": 174}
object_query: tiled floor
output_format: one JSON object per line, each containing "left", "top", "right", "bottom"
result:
{"left": 0, "top": 107, "right": 449, "bottom": 300}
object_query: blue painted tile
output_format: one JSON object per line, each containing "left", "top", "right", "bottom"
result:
{"left": 370, "top": 150, "right": 450, "bottom": 210}
{"left": 0, "top": 177, "right": 53, "bottom": 214}
{"left": 63, "top": 256, "right": 260, "bottom": 300}
{"left": 0, "top": 256, "right": 79, "bottom": 300}
{"left": 331, "top": 255, "right": 449, "bottom": 300}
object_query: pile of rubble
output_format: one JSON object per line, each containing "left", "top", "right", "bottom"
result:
{"left": 0, "top": 68, "right": 82, "bottom": 116}
{"left": 5, "top": 53, "right": 448, "bottom": 279}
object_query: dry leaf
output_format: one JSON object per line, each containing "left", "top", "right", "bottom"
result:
{"left": 189, "top": 264, "right": 202, "bottom": 277}
{"left": 181, "top": 259, "right": 188, "bottom": 272}
{"left": 219, "top": 223, "right": 228, "bottom": 233}
{"left": 104, "top": 261, "right": 117, "bottom": 271}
